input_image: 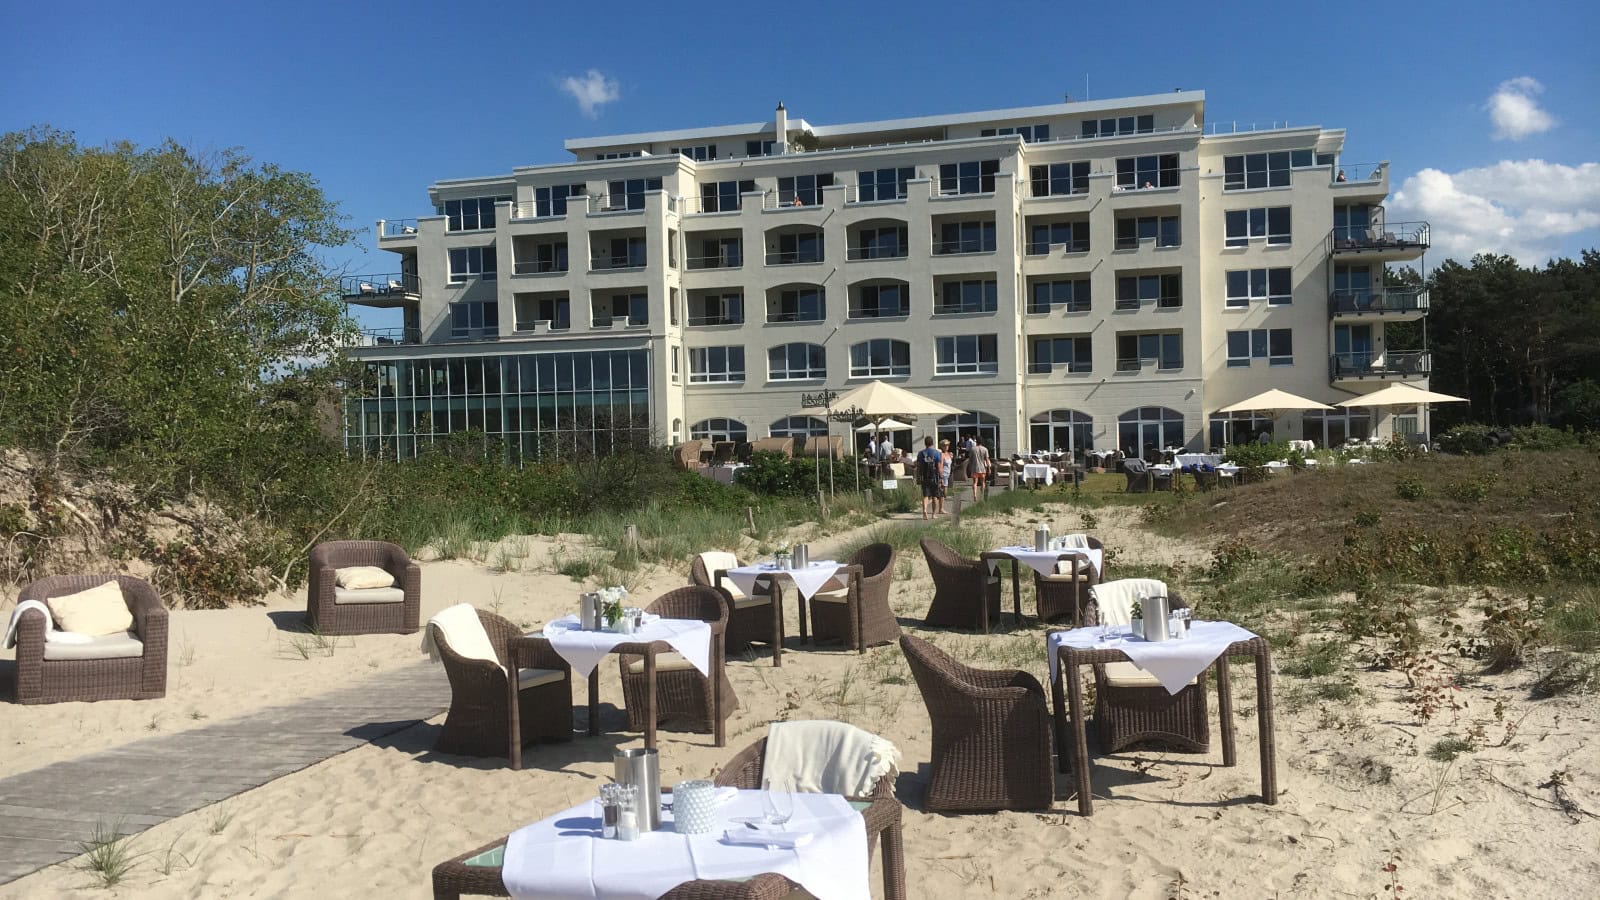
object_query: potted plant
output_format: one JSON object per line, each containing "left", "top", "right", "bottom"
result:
{"left": 1129, "top": 598, "right": 1143, "bottom": 638}
{"left": 598, "top": 586, "right": 629, "bottom": 630}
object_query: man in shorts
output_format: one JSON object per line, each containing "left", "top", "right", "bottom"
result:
{"left": 970, "top": 437, "right": 991, "bottom": 500}
{"left": 915, "top": 435, "right": 945, "bottom": 519}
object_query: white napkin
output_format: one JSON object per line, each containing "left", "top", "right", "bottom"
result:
{"left": 721, "top": 826, "right": 814, "bottom": 849}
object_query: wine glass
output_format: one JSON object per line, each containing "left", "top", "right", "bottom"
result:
{"left": 761, "top": 791, "right": 793, "bottom": 826}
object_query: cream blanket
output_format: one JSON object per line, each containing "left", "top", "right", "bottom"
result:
{"left": 1089, "top": 578, "right": 1170, "bottom": 624}
{"left": 762, "top": 720, "right": 899, "bottom": 797}
{"left": 4, "top": 600, "right": 97, "bottom": 648}
{"left": 421, "top": 603, "right": 503, "bottom": 670}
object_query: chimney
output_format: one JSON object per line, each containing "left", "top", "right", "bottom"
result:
{"left": 774, "top": 101, "right": 788, "bottom": 155}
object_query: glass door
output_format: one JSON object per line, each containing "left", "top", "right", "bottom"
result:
{"left": 1334, "top": 324, "right": 1373, "bottom": 372}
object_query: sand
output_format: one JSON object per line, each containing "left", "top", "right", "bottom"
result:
{"left": 2, "top": 507, "right": 1598, "bottom": 898}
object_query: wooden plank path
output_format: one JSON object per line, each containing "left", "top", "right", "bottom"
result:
{"left": 0, "top": 660, "right": 450, "bottom": 884}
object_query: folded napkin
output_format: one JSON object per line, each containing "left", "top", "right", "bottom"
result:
{"left": 722, "top": 826, "right": 814, "bottom": 849}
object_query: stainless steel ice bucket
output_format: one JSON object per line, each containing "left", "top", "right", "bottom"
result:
{"left": 1142, "top": 594, "right": 1171, "bottom": 641}
{"left": 614, "top": 748, "right": 661, "bottom": 832}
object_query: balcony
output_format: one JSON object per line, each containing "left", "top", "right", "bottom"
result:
{"left": 931, "top": 240, "right": 996, "bottom": 256}
{"left": 1329, "top": 350, "right": 1432, "bottom": 382}
{"left": 353, "top": 327, "right": 421, "bottom": 346}
{"left": 686, "top": 254, "right": 743, "bottom": 270}
{"left": 765, "top": 250, "right": 824, "bottom": 266}
{"left": 513, "top": 259, "right": 567, "bottom": 276}
{"left": 846, "top": 245, "right": 909, "bottom": 262}
{"left": 1330, "top": 162, "right": 1389, "bottom": 200}
{"left": 1328, "top": 222, "right": 1430, "bottom": 261}
{"left": 341, "top": 273, "right": 418, "bottom": 308}
{"left": 377, "top": 219, "right": 419, "bottom": 238}
{"left": 1328, "top": 288, "right": 1430, "bottom": 320}
{"left": 590, "top": 254, "right": 647, "bottom": 272}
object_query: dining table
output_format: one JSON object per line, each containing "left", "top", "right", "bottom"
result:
{"left": 722, "top": 560, "right": 856, "bottom": 663}
{"left": 980, "top": 546, "right": 1104, "bottom": 625}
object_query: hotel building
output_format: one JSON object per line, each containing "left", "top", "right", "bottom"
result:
{"left": 342, "top": 90, "right": 1430, "bottom": 460}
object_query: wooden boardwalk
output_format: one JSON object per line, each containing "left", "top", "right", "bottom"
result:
{"left": 0, "top": 661, "right": 450, "bottom": 885}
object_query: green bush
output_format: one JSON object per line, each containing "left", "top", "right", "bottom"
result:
{"left": 1509, "top": 425, "right": 1579, "bottom": 451}
{"left": 735, "top": 452, "right": 820, "bottom": 497}
{"left": 1395, "top": 476, "right": 1427, "bottom": 501}
{"left": 1438, "top": 424, "right": 1497, "bottom": 455}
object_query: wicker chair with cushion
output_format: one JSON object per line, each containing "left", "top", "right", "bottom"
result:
{"left": 899, "top": 634, "right": 1054, "bottom": 811}
{"left": 430, "top": 608, "right": 572, "bottom": 770}
{"left": 808, "top": 543, "right": 899, "bottom": 653}
{"left": 306, "top": 540, "right": 420, "bottom": 636}
{"left": 674, "top": 440, "right": 706, "bottom": 471}
{"left": 1122, "top": 458, "right": 1152, "bottom": 493}
{"left": 1082, "top": 578, "right": 1209, "bottom": 754}
{"left": 619, "top": 586, "right": 737, "bottom": 743}
{"left": 690, "top": 551, "right": 783, "bottom": 663}
{"left": 12, "top": 575, "right": 168, "bottom": 704}
{"left": 1033, "top": 555, "right": 1097, "bottom": 625}
{"left": 919, "top": 537, "right": 1002, "bottom": 632}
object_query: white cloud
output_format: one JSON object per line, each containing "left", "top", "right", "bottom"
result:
{"left": 1486, "top": 76, "right": 1555, "bottom": 140}
{"left": 559, "top": 70, "right": 620, "bottom": 118}
{"left": 1389, "top": 160, "right": 1600, "bottom": 264}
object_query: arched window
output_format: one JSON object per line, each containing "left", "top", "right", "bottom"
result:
{"left": 849, "top": 339, "right": 910, "bottom": 378}
{"left": 1208, "top": 411, "right": 1274, "bottom": 448}
{"left": 770, "top": 416, "right": 829, "bottom": 449}
{"left": 1117, "top": 406, "right": 1185, "bottom": 454}
{"left": 767, "top": 343, "right": 827, "bottom": 381}
{"left": 689, "top": 418, "right": 747, "bottom": 443}
{"left": 1029, "top": 409, "right": 1094, "bottom": 454}
{"left": 937, "top": 411, "right": 1001, "bottom": 453}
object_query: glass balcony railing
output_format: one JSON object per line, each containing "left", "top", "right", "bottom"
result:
{"left": 1329, "top": 222, "right": 1430, "bottom": 252}
{"left": 340, "top": 273, "right": 418, "bottom": 300}
{"left": 1328, "top": 288, "right": 1429, "bottom": 316}
{"left": 1329, "top": 350, "right": 1432, "bottom": 379}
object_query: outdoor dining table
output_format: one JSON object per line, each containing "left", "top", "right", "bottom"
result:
{"left": 722, "top": 560, "right": 854, "bottom": 661}
{"left": 1174, "top": 452, "right": 1222, "bottom": 468}
{"left": 980, "top": 546, "right": 1104, "bottom": 625}
{"left": 542, "top": 614, "right": 722, "bottom": 749}
{"left": 1021, "top": 462, "right": 1054, "bottom": 486}
{"left": 1046, "top": 622, "right": 1277, "bottom": 816}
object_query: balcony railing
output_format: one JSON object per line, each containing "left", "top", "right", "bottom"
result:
{"left": 847, "top": 305, "right": 910, "bottom": 319}
{"left": 379, "top": 219, "right": 419, "bottom": 237}
{"left": 354, "top": 327, "right": 421, "bottom": 346}
{"left": 1329, "top": 222, "right": 1430, "bottom": 252}
{"left": 1334, "top": 162, "right": 1385, "bottom": 183}
{"left": 686, "top": 313, "right": 743, "bottom": 327}
{"left": 931, "top": 240, "right": 996, "bottom": 256}
{"left": 765, "top": 310, "right": 825, "bottom": 324}
{"left": 846, "top": 246, "right": 908, "bottom": 261}
{"left": 1026, "top": 239, "right": 1090, "bottom": 255}
{"left": 511, "top": 200, "right": 572, "bottom": 220}
{"left": 341, "top": 273, "right": 419, "bottom": 300}
{"left": 513, "top": 259, "right": 567, "bottom": 276}
{"left": 514, "top": 319, "right": 571, "bottom": 333}
{"left": 590, "top": 255, "right": 647, "bottom": 271}
{"left": 685, "top": 254, "right": 743, "bottom": 270}
{"left": 765, "top": 250, "right": 824, "bottom": 265}
{"left": 1329, "top": 350, "right": 1432, "bottom": 379}
{"left": 1328, "top": 288, "right": 1430, "bottom": 316}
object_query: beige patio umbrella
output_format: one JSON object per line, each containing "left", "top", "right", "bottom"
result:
{"left": 1216, "top": 388, "right": 1336, "bottom": 414}
{"left": 1336, "top": 383, "right": 1468, "bottom": 407}
{"left": 854, "top": 418, "right": 913, "bottom": 432}
{"left": 797, "top": 381, "right": 965, "bottom": 492}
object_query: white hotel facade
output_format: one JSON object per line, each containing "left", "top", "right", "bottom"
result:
{"left": 343, "top": 90, "right": 1431, "bottom": 461}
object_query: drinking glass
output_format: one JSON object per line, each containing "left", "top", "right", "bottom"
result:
{"left": 761, "top": 791, "right": 794, "bottom": 826}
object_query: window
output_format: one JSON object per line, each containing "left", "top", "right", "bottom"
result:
{"left": 850, "top": 339, "right": 910, "bottom": 377}
{"left": 670, "top": 287, "right": 678, "bottom": 326}
{"left": 604, "top": 177, "right": 662, "bottom": 211}
{"left": 1030, "top": 409, "right": 1094, "bottom": 453}
{"left": 1082, "top": 115, "right": 1155, "bottom": 138}
{"left": 448, "top": 246, "right": 498, "bottom": 283}
{"left": 1225, "top": 207, "right": 1291, "bottom": 247}
{"left": 1115, "top": 215, "right": 1181, "bottom": 249}
{"left": 1116, "top": 273, "right": 1182, "bottom": 309}
{"left": 449, "top": 301, "right": 498, "bottom": 340}
{"left": 778, "top": 173, "right": 834, "bottom": 206}
{"left": 670, "top": 346, "right": 680, "bottom": 383}
{"left": 746, "top": 139, "right": 777, "bottom": 157}
{"left": 980, "top": 123, "right": 1049, "bottom": 142}
{"left": 769, "top": 231, "right": 824, "bottom": 265}
{"left": 936, "top": 279, "right": 998, "bottom": 315}
{"left": 690, "top": 236, "right": 742, "bottom": 270}
{"left": 1223, "top": 152, "right": 1292, "bottom": 191}
{"left": 1333, "top": 204, "right": 1373, "bottom": 244}
{"left": 936, "top": 412, "right": 1000, "bottom": 452}
{"left": 1028, "top": 221, "right": 1089, "bottom": 254}
{"left": 852, "top": 225, "right": 908, "bottom": 259}
{"left": 671, "top": 144, "right": 717, "bottom": 161}
{"left": 1030, "top": 336, "right": 1092, "bottom": 374}
{"left": 1226, "top": 328, "right": 1294, "bottom": 367}
{"left": 769, "top": 416, "right": 828, "bottom": 446}
{"left": 689, "top": 418, "right": 747, "bottom": 442}
{"left": 516, "top": 294, "right": 569, "bottom": 330}
{"left": 443, "top": 196, "right": 510, "bottom": 231}
{"left": 769, "top": 287, "right": 825, "bottom": 322}
{"left": 1029, "top": 161, "right": 1090, "bottom": 197}
{"left": 594, "top": 292, "right": 648, "bottom": 327}
{"left": 1226, "top": 268, "right": 1293, "bottom": 308}
{"left": 851, "top": 282, "right": 909, "bottom": 318}
{"left": 937, "top": 160, "right": 1000, "bottom": 195}
{"left": 1116, "top": 332, "right": 1183, "bottom": 371}
{"left": 595, "top": 150, "right": 643, "bottom": 160}
{"left": 699, "top": 179, "right": 755, "bottom": 213}
{"left": 857, "top": 167, "right": 914, "bottom": 202}
{"left": 767, "top": 343, "right": 827, "bottom": 381}
{"left": 688, "top": 346, "right": 745, "bottom": 384}
{"left": 594, "top": 236, "right": 646, "bottom": 269}
{"left": 1029, "top": 279, "right": 1091, "bottom": 313}
{"left": 936, "top": 334, "right": 999, "bottom": 374}
{"left": 1117, "top": 406, "right": 1185, "bottom": 454}
{"left": 689, "top": 292, "right": 743, "bottom": 326}
{"left": 516, "top": 241, "right": 568, "bottom": 275}
{"left": 1116, "top": 155, "right": 1179, "bottom": 189}
{"left": 935, "top": 220, "right": 996, "bottom": 254}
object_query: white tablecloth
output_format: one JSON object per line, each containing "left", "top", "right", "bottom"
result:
{"left": 1021, "top": 463, "right": 1054, "bottom": 485}
{"left": 727, "top": 561, "right": 844, "bottom": 601}
{"left": 1174, "top": 453, "right": 1221, "bottom": 468}
{"left": 1047, "top": 620, "right": 1259, "bottom": 694}
{"left": 503, "top": 790, "right": 870, "bottom": 900}
{"left": 542, "top": 615, "right": 712, "bottom": 678}
{"left": 988, "top": 546, "right": 1103, "bottom": 578}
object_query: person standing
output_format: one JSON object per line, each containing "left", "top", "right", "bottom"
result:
{"left": 970, "top": 437, "right": 991, "bottom": 500}
{"left": 915, "top": 436, "right": 944, "bottom": 520}
{"left": 961, "top": 433, "right": 977, "bottom": 482}
{"left": 939, "top": 438, "right": 954, "bottom": 512}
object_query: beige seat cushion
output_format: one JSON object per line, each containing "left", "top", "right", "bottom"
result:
{"left": 46, "top": 582, "right": 133, "bottom": 636}
{"left": 1102, "top": 661, "right": 1196, "bottom": 688}
{"left": 335, "top": 565, "right": 395, "bottom": 590}
{"left": 731, "top": 594, "right": 771, "bottom": 609}
{"left": 517, "top": 668, "right": 565, "bottom": 689}
{"left": 43, "top": 631, "right": 144, "bottom": 661}
{"left": 625, "top": 651, "right": 699, "bottom": 674}
{"left": 1041, "top": 572, "right": 1092, "bottom": 583}
{"left": 334, "top": 586, "right": 406, "bottom": 605}
{"left": 811, "top": 587, "right": 849, "bottom": 604}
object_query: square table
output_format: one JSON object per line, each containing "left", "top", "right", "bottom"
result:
{"left": 1021, "top": 463, "right": 1054, "bottom": 487}
{"left": 1046, "top": 623, "right": 1278, "bottom": 816}
{"left": 980, "top": 547, "right": 1103, "bottom": 626}
{"left": 723, "top": 561, "right": 855, "bottom": 662}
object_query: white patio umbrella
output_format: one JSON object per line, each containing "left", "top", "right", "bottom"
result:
{"left": 1215, "top": 389, "right": 1335, "bottom": 446}
{"left": 855, "top": 418, "right": 913, "bottom": 432}
{"left": 1336, "top": 383, "right": 1468, "bottom": 407}
{"left": 797, "top": 381, "right": 964, "bottom": 492}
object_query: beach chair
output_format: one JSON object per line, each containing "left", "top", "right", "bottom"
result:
{"left": 918, "top": 537, "right": 1002, "bottom": 632}
{"left": 809, "top": 543, "right": 899, "bottom": 653}
{"left": 618, "top": 587, "right": 737, "bottom": 740}
{"left": 1033, "top": 554, "right": 1098, "bottom": 626}
{"left": 11, "top": 575, "right": 168, "bottom": 704}
{"left": 748, "top": 436, "right": 794, "bottom": 457}
{"left": 1122, "top": 458, "right": 1152, "bottom": 493}
{"left": 1082, "top": 579, "right": 1209, "bottom": 754}
{"left": 428, "top": 607, "right": 572, "bottom": 770}
{"left": 306, "top": 540, "right": 421, "bottom": 636}
{"left": 690, "top": 551, "right": 784, "bottom": 663}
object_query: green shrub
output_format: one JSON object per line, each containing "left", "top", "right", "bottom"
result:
{"left": 735, "top": 452, "right": 819, "bottom": 497}
{"left": 1395, "top": 477, "right": 1427, "bottom": 501}
{"left": 1510, "top": 424, "right": 1579, "bottom": 451}
{"left": 1439, "top": 424, "right": 1497, "bottom": 455}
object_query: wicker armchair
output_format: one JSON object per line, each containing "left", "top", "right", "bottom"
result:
{"left": 1082, "top": 580, "right": 1209, "bottom": 754}
{"left": 919, "top": 537, "right": 1001, "bottom": 632}
{"left": 1032, "top": 554, "right": 1098, "bottom": 625}
{"left": 431, "top": 609, "right": 572, "bottom": 770}
{"left": 899, "top": 634, "right": 1055, "bottom": 811}
{"left": 714, "top": 734, "right": 907, "bottom": 900}
{"left": 690, "top": 552, "right": 783, "bottom": 663}
{"left": 1122, "top": 458, "right": 1152, "bottom": 493}
{"left": 809, "top": 543, "right": 899, "bottom": 653}
{"left": 306, "top": 540, "right": 420, "bottom": 636}
{"left": 13, "top": 575, "right": 167, "bottom": 704}
{"left": 619, "top": 586, "right": 737, "bottom": 740}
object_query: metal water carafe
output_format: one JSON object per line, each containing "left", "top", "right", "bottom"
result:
{"left": 579, "top": 592, "right": 601, "bottom": 630}
{"left": 1142, "top": 594, "right": 1171, "bottom": 641}
{"left": 793, "top": 543, "right": 809, "bottom": 568}
{"left": 614, "top": 748, "right": 661, "bottom": 831}
{"left": 1034, "top": 523, "right": 1051, "bottom": 552}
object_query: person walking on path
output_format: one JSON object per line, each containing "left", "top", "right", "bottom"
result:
{"left": 915, "top": 436, "right": 945, "bottom": 519}
{"left": 939, "top": 439, "right": 954, "bottom": 511}
{"left": 970, "top": 437, "right": 991, "bottom": 501}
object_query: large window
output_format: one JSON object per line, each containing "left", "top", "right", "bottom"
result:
{"left": 1029, "top": 278, "right": 1091, "bottom": 314}
{"left": 1116, "top": 332, "right": 1183, "bottom": 371}
{"left": 981, "top": 123, "right": 1049, "bottom": 142}
{"left": 1118, "top": 406, "right": 1186, "bottom": 454}
{"left": 935, "top": 221, "right": 996, "bottom": 255}
{"left": 857, "top": 167, "right": 914, "bottom": 202}
{"left": 688, "top": 346, "right": 745, "bottom": 384}
{"left": 1029, "top": 161, "right": 1090, "bottom": 197}
{"left": 1115, "top": 215, "right": 1181, "bottom": 249}
{"left": 936, "top": 334, "right": 999, "bottom": 375}
{"left": 1028, "top": 221, "right": 1089, "bottom": 254}
{"left": 769, "top": 416, "right": 828, "bottom": 447}
{"left": 1334, "top": 204, "right": 1374, "bottom": 244}
{"left": 448, "top": 246, "right": 498, "bottom": 283}
{"left": 769, "top": 287, "right": 825, "bottom": 323}
{"left": 449, "top": 302, "right": 499, "bottom": 340}
{"left": 852, "top": 225, "right": 908, "bottom": 260}
{"left": 444, "top": 196, "right": 510, "bottom": 231}
{"left": 700, "top": 179, "right": 755, "bottom": 213}
{"left": 1115, "top": 154, "right": 1179, "bottom": 189}
{"left": 936, "top": 279, "right": 998, "bottom": 315}
{"left": 516, "top": 240, "right": 568, "bottom": 275}
{"left": 938, "top": 160, "right": 1000, "bottom": 195}
{"left": 1225, "top": 207, "right": 1291, "bottom": 247}
{"left": 534, "top": 184, "right": 584, "bottom": 218}
{"left": 778, "top": 173, "right": 834, "bottom": 206}
{"left": 1116, "top": 273, "right": 1182, "bottom": 310}
{"left": 604, "top": 177, "right": 662, "bottom": 211}
{"left": 1030, "top": 409, "right": 1094, "bottom": 454}
{"left": 690, "top": 418, "right": 747, "bottom": 443}
{"left": 671, "top": 144, "right": 717, "bottom": 160}
{"left": 1224, "top": 152, "right": 1292, "bottom": 191}
{"left": 688, "top": 292, "right": 743, "bottom": 326}
{"left": 767, "top": 343, "right": 827, "bottom": 381}
{"left": 850, "top": 339, "right": 910, "bottom": 377}
{"left": 593, "top": 236, "right": 646, "bottom": 270}
{"left": 1030, "top": 336, "right": 1092, "bottom": 374}
{"left": 689, "top": 236, "right": 742, "bottom": 270}
{"left": 1209, "top": 411, "right": 1274, "bottom": 448}
{"left": 515, "top": 294, "right": 569, "bottom": 330}
{"left": 746, "top": 139, "right": 777, "bottom": 157}
{"left": 1082, "top": 115, "right": 1155, "bottom": 138}
{"left": 1226, "top": 328, "right": 1293, "bottom": 367}
{"left": 1226, "top": 268, "right": 1293, "bottom": 307}
{"left": 1301, "top": 409, "right": 1373, "bottom": 449}
{"left": 851, "top": 282, "right": 910, "bottom": 318}
{"left": 594, "top": 292, "right": 648, "bottom": 327}
{"left": 936, "top": 412, "right": 1000, "bottom": 454}
{"left": 769, "top": 231, "right": 824, "bottom": 265}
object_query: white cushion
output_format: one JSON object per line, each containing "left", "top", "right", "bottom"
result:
{"left": 1041, "top": 572, "right": 1091, "bottom": 583}
{"left": 46, "top": 582, "right": 132, "bottom": 636}
{"left": 43, "top": 631, "right": 144, "bottom": 661}
{"left": 811, "top": 588, "right": 849, "bottom": 604}
{"left": 1103, "top": 661, "right": 1196, "bottom": 688}
{"left": 518, "top": 668, "right": 565, "bottom": 689}
{"left": 625, "top": 651, "right": 698, "bottom": 674}
{"left": 334, "top": 586, "right": 406, "bottom": 605}
{"left": 335, "top": 565, "right": 395, "bottom": 589}
{"left": 731, "top": 594, "right": 771, "bottom": 609}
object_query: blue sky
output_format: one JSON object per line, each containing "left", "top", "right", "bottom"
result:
{"left": 4, "top": 0, "right": 1597, "bottom": 318}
